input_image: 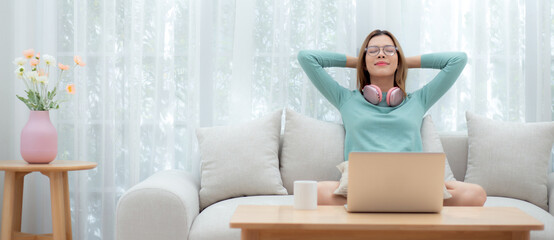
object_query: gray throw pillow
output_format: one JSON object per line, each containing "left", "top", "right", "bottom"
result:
{"left": 421, "top": 115, "right": 456, "bottom": 182}
{"left": 196, "top": 110, "right": 287, "bottom": 209}
{"left": 280, "top": 109, "right": 345, "bottom": 194}
{"left": 464, "top": 111, "right": 554, "bottom": 210}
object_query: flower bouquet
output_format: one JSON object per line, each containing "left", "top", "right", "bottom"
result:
{"left": 14, "top": 49, "right": 85, "bottom": 164}
{"left": 14, "top": 49, "right": 85, "bottom": 110}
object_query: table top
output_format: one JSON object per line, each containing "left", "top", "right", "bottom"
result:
{"left": 230, "top": 205, "right": 544, "bottom": 231}
{"left": 0, "top": 160, "right": 97, "bottom": 172}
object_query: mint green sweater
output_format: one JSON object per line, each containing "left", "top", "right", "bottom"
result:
{"left": 297, "top": 50, "right": 467, "bottom": 161}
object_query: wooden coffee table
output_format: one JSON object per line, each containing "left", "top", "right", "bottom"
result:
{"left": 230, "top": 205, "right": 544, "bottom": 240}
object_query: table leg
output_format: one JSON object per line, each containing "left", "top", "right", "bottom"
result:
{"left": 241, "top": 229, "right": 260, "bottom": 240}
{"left": 1, "top": 171, "right": 16, "bottom": 240}
{"left": 63, "top": 172, "right": 72, "bottom": 240}
{"left": 13, "top": 172, "right": 30, "bottom": 233}
{"left": 512, "top": 231, "right": 530, "bottom": 240}
{"left": 43, "top": 171, "right": 67, "bottom": 240}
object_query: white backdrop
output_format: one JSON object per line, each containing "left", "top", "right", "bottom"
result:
{"left": 0, "top": 0, "right": 552, "bottom": 239}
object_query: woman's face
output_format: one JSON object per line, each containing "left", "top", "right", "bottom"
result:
{"left": 365, "top": 35, "right": 398, "bottom": 79}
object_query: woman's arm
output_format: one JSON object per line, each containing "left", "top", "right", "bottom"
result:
{"left": 345, "top": 56, "right": 357, "bottom": 68}
{"left": 415, "top": 52, "right": 468, "bottom": 111}
{"left": 297, "top": 50, "right": 354, "bottom": 109}
{"left": 406, "top": 56, "right": 421, "bottom": 69}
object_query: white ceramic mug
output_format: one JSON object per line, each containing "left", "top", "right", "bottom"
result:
{"left": 293, "top": 180, "right": 318, "bottom": 210}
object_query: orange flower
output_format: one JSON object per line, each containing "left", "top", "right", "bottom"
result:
{"left": 37, "top": 69, "right": 47, "bottom": 76}
{"left": 23, "top": 49, "right": 35, "bottom": 59}
{"left": 58, "top": 63, "right": 69, "bottom": 71}
{"left": 66, "top": 84, "right": 75, "bottom": 94}
{"left": 29, "top": 59, "right": 39, "bottom": 66}
{"left": 35, "top": 52, "right": 41, "bottom": 59}
{"left": 74, "top": 56, "right": 86, "bottom": 66}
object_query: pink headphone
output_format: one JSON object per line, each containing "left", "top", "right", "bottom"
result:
{"left": 362, "top": 84, "right": 404, "bottom": 107}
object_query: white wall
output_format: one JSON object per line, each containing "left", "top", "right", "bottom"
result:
{"left": 0, "top": 1, "right": 50, "bottom": 235}
{"left": 0, "top": 0, "right": 13, "bottom": 233}
{"left": 0, "top": 0, "right": 14, "bottom": 160}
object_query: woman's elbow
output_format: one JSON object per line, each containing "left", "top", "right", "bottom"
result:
{"left": 456, "top": 52, "right": 468, "bottom": 65}
{"left": 297, "top": 50, "right": 310, "bottom": 62}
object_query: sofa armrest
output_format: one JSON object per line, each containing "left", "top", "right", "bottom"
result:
{"left": 548, "top": 172, "right": 554, "bottom": 216}
{"left": 116, "top": 170, "right": 200, "bottom": 240}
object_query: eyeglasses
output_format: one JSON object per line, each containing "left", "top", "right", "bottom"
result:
{"left": 365, "top": 45, "right": 398, "bottom": 56}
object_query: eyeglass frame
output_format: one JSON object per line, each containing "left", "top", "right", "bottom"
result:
{"left": 365, "top": 45, "right": 398, "bottom": 57}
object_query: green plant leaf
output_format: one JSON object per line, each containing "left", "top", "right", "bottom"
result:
{"left": 49, "top": 101, "right": 60, "bottom": 109}
{"left": 16, "top": 95, "right": 34, "bottom": 110}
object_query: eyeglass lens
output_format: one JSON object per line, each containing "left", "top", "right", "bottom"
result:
{"left": 366, "top": 46, "right": 396, "bottom": 56}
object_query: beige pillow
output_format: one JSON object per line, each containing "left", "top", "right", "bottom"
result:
{"left": 334, "top": 161, "right": 349, "bottom": 196}
{"left": 464, "top": 111, "right": 554, "bottom": 210}
{"left": 279, "top": 109, "right": 345, "bottom": 194}
{"left": 196, "top": 110, "right": 287, "bottom": 209}
{"left": 421, "top": 115, "right": 456, "bottom": 182}
{"left": 334, "top": 115, "right": 453, "bottom": 199}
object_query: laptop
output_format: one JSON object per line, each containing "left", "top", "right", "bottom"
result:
{"left": 345, "top": 152, "right": 445, "bottom": 213}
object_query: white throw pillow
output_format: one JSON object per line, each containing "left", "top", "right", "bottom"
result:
{"left": 421, "top": 115, "right": 456, "bottom": 183}
{"left": 279, "top": 109, "right": 345, "bottom": 194}
{"left": 464, "top": 111, "right": 554, "bottom": 210}
{"left": 334, "top": 115, "right": 454, "bottom": 199}
{"left": 334, "top": 161, "right": 349, "bottom": 196}
{"left": 196, "top": 110, "right": 288, "bottom": 209}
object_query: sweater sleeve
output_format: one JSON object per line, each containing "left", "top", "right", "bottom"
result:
{"left": 297, "top": 50, "right": 353, "bottom": 109}
{"left": 415, "top": 52, "right": 468, "bottom": 112}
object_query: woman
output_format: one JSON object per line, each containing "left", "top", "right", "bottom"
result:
{"left": 297, "top": 29, "right": 487, "bottom": 206}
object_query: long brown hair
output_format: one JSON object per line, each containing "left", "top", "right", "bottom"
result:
{"left": 356, "top": 30, "right": 407, "bottom": 95}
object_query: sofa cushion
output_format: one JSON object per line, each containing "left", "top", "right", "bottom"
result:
{"left": 280, "top": 109, "right": 345, "bottom": 194}
{"left": 464, "top": 112, "right": 554, "bottom": 210}
{"left": 188, "top": 196, "right": 294, "bottom": 240}
{"left": 439, "top": 135, "right": 468, "bottom": 181}
{"left": 484, "top": 196, "right": 554, "bottom": 240}
{"left": 189, "top": 196, "right": 552, "bottom": 240}
{"left": 420, "top": 115, "right": 456, "bottom": 182}
{"left": 196, "top": 110, "right": 288, "bottom": 210}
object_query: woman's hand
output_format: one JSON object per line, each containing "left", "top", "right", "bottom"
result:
{"left": 405, "top": 56, "right": 421, "bottom": 69}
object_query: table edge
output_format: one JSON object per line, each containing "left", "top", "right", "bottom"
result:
{"left": 0, "top": 160, "right": 97, "bottom": 172}
{"left": 229, "top": 205, "right": 545, "bottom": 231}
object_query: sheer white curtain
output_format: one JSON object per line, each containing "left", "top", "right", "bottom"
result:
{"left": 358, "top": 0, "right": 551, "bottom": 131}
{"left": 3, "top": 0, "right": 552, "bottom": 239}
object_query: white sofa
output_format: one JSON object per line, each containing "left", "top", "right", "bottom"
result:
{"left": 116, "top": 109, "right": 554, "bottom": 240}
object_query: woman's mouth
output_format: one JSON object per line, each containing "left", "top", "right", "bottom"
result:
{"left": 375, "top": 61, "right": 389, "bottom": 66}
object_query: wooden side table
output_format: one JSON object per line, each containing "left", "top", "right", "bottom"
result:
{"left": 0, "top": 160, "right": 97, "bottom": 240}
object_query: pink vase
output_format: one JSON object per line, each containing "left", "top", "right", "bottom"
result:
{"left": 20, "top": 111, "right": 58, "bottom": 164}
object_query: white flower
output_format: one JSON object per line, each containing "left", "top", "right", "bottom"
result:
{"left": 27, "top": 71, "right": 38, "bottom": 81}
{"left": 37, "top": 76, "right": 48, "bottom": 84}
{"left": 13, "top": 57, "right": 26, "bottom": 66}
{"left": 14, "top": 67, "right": 24, "bottom": 78}
{"left": 42, "top": 54, "right": 56, "bottom": 66}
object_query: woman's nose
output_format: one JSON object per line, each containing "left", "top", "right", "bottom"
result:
{"left": 377, "top": 49, "right": 387, "bottom": 58}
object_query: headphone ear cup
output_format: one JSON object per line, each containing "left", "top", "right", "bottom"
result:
{"left": 362, "top": 85, "right": 382, "bottom": 105}
{"left": 386, "top": 87, "right": 404, "bottom": 107}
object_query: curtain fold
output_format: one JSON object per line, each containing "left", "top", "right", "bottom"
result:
{"left": 4, "top": 0, "right": 552, "bottom": 239}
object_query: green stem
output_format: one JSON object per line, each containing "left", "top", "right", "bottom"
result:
{"left": 20, "top": 72, "right": 31, "bottom": 90}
